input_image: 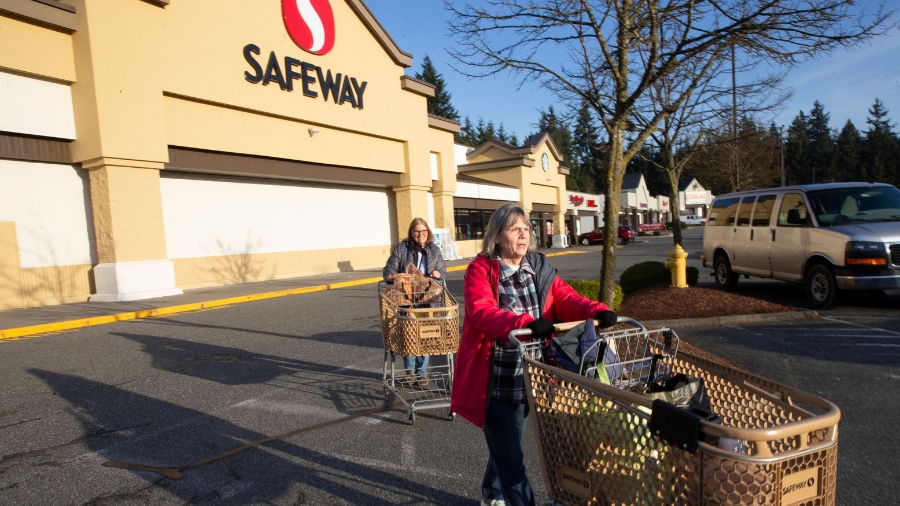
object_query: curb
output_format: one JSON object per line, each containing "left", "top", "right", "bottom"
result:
{"left": 642, "top": 310, "right": 820, "bottom": 329}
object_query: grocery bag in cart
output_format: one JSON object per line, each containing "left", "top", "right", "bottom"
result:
{"left": 512, "top": 318, "right": 841, "bottom": 506}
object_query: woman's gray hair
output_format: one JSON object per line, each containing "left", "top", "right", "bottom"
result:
{"left": 480, "top": 203, "right": 538, "bottom": 258}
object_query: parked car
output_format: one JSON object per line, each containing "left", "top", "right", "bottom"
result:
{"left": 679, "top": 214, "right": 706, "bottom": 226}
{"left": 578, "top": 225, "right": 635, "bottom": 246}
{"left": 702, "top": 182, "right": 900, "bottom": 309}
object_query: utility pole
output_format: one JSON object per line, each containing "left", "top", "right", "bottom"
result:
{"left": 731, "top": 43, "right": 739, "bottom": 191}
{"left": 780, "top": 125, "right": 785, "bottom": 186}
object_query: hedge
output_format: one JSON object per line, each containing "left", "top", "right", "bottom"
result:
{"left": 565, "top": 279, "right": 623, "bottom": 311}
{"left": 619, "top": 261, "right": 699, "bottom": 295}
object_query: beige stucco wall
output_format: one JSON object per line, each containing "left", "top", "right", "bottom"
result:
{"left": 0, "top": 14, "right": 76, "bottom": 82}
{"left": 0, "top": 0, "right": 459, "bottom": 308}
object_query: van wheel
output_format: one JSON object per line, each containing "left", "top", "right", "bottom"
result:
{"left": 714, "top": 256, "right": 739, "bottom": 290}
{"left": 806, "top": 264, "right": 837, "bottom": 309}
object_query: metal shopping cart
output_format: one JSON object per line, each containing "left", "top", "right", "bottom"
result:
{"left": 511, "top": 318, "right": 841, "bottom": 505}
{"left": 378, "top": 277, "right": 459, "bottom": 424}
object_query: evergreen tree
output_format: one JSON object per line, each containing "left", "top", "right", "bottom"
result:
{"left": 572, "top": 101, "right": 604, "bottom": 193}
{"left": 537, "top": 106, "right": 584, "bottom": 190}
{"left": 458, "top": 116, "right": 476, "bottom": 146}
{"left": 785, "top": 111, "right": 811, "bottom": 184}
{"left": 862, "top": 98, "right": 898, "bottom": 185}
{"left": 415, "top": 55, "right": 459, "bottom": 121}
{"left": 833, "top": 120, "right": 863, "bottom": 182}
{"left": 807, "top": 101, "right": 834, "bottom": 183}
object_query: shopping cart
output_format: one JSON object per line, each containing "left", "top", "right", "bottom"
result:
{"left": 378, "top": 278, "right": 459, "bottom": 424}
{"left": 511, "top": 318, "right": 841, "bottom": 505}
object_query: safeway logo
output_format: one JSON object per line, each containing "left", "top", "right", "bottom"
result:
{"left": 282, "top": 0, "right": 335, "bottom": 55}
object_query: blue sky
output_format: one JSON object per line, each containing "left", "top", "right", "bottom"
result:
{"left": 365, "top": 0, "right": 899, "bottom": 139}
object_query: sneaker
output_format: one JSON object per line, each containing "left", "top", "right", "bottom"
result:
{"left": 417, "top": 376, "right": 429, "bottom": 388}
{"left": 399, "top": 374, "right": 416, "bottom": 386}
{"left": 481, "top": 499, "right": 506, "bottom": 506}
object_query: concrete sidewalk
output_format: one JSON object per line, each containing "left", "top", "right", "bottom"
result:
{"left": 0, "top": 258, "right": 479, "bottom": 340}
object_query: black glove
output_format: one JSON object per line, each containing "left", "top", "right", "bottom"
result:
{"left": 595, "top": 310, "right": 618, "bottom": 328}
{"left": 526, "top": 318, "right": 554, "bottom": 339}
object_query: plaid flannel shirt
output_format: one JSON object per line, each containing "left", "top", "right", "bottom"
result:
{"left": 491, "top": 257, "right": 541, "bottom": 404}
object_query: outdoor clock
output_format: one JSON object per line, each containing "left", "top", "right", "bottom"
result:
{"left": 541, "top": 153, "right": 549, "bottom": 172}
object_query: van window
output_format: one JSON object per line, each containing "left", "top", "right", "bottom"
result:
{"left": 751, "top": 194, "right": 776, "bottom": 226}
{"left": 708, "top": 197, "right": 740, "bottom": 226}
{"left": 777, "top": 193, "right": 809, "bottom": 227}
{"left": 737, "top": 196, "right": 755, "bottom": 226}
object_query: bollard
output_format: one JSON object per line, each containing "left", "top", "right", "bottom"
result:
{"left": 664, "top": 244, "right": 689, "bottom": 288}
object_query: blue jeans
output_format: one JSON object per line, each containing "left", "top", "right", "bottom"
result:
{"left": 402, "top": 355, "right": 429, "bottom": 377}
{"left": 481, "top": 399, "right": 535, "bottom": 506}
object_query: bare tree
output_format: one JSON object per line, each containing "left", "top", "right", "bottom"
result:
{"left": 634, "top": 55, "right": 789, "bottom": 247}
{"left": 445, "top": 0, "right": 892, "bottom": 305}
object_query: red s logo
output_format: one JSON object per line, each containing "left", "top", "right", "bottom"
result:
{"left": 282, "top": 0, "right": 335, "bottom": 55}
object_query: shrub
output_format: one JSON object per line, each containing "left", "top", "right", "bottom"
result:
{"left": 686, "top": 266, "right": 699, "bottom": 285}
{"left": 565, "top": 279, "right": 623, "bottom": 311}
{"left": 620, "top": 261, "right": 700, "bottom": 294}
{"left": 653, "top": 231, "right": 660, "bottom": 236}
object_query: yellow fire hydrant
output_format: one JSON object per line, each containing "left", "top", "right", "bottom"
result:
{"left": 664, "top": 244, "right": 689, "bottom": 288}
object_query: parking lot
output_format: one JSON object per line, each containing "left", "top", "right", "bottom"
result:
{"left": 0, "top": 229, "right": 897, "bottom": 504}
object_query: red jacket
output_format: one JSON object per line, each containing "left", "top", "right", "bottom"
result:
{"left": 450, "top": 253, "right": 609, "bottom": 428}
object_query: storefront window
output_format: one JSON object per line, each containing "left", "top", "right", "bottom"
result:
{"left": 454, "top": 209, "right": 490, "bottom": 240}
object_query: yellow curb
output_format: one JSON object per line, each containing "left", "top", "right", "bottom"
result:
{"left": 1, "top": 254, "right": 575, "bottom": 340}
{"left": 0, "top": 285, "right": 329, "bottom": 341}
{"left": 327, "top": 277, "right": 384, "bottom": 290}
{"left": 545, "top": 250, "right": 586, "bottom": 257}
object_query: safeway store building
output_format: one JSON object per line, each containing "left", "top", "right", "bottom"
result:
{"left": 0, "top": 0, "right": 573, "bottom": 310}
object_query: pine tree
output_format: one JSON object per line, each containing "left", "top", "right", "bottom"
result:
{"left": 807, "top": 101, "right": 834, "bottom": 183}
{"left": 415, "top": 55, "right": 459, "bottom": 122}
{"left": 572, "top": 101, "right": 604, "bottom": 193}
{"left": 785, "top": 112, "right": 811, "bottom": 184}
{"left": 833, "top": 121, "right": 863, "bottom": 182}
{"left": 862, "top": 98, "right": 898, "bottom": 185}
{"left": 537, "top": 106, "right": 584, "bottom": 190}
{"left": 458, "top": 116, "right": 476, "bottom": 146}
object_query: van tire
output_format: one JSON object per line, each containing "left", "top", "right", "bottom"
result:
{"left": 714, "top": 256, "right": 739, "bottom": 290}
{"left": 805, "top": 264, "right": 837, "bottom": 309}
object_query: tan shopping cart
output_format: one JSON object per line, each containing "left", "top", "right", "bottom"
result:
{"left": 378, "top": 278, "right": 459, "bottom": 424}
{"left": 511, "top": 318, "right": 841, "bottom": 505}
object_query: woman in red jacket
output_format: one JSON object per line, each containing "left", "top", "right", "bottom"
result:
{"left": 450, "top": 203, "right": 616, "bottom": 506}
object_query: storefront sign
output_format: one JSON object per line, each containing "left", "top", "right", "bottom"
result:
{"left": 243, "top": 44, "right": 368, "bottom": 109}
{"left": 640, "top": 223, "right": 665, "bottom": 232}
{"left": 282, "top": 0, "right": 335, "bottom": 55}
{"left": 685, "top": 191, "right": 706, "bottom": 205}
{"left": 587, "top": 199, "right": 598, "bottom": 208}
{"left": 569, "top": 195, "right": 584, "bottom": 206}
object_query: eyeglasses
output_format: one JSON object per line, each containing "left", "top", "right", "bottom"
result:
{"left": 413, "top": 229, "right": 429, "bottom": 235}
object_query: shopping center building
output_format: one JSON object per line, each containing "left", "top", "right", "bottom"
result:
{"left": 0, "top": 0, "right": 580, "bottom": 309}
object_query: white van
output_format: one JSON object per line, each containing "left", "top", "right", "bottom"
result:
{"left": 702, "top": 182, "right": 900, "bottom": 309}
{"left": 679, "top": 214, "right": 705, "bottom": 226}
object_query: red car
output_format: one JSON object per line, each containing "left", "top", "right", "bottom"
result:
{"left": 578, "top": 225, "right": 635, "bottom": 246}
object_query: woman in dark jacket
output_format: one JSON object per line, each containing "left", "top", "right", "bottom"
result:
{"left": 382, "top": 218, "right": 447, "bottom": 386}
{"left": 450, "top": 203, "right": 616, "bottom": 506}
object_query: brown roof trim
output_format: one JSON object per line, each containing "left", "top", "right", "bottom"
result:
{"left": 401, "top": 76, "right": 435, "bottom": 97}
{"left": 141, "top": 0, "right": 169, "bottom": 7}
{"left": 0, "top": 132, "right": 72, "bottom": 163}
{"left": 165, "top": 147, "right": 401, "bottom": 188}
{"left": 523, "top": 131, "right": 563, "bottom": 160}
{"left": 348, "top": 0, "right": 413, "bottom": 68}
{"left": 531, "top": 203, "right": 556, "bottom": 213}
{"left": 0, "top": 0, "right": 77, "bottom": 32}
{"left": 456, "top": 173, "right": 516, "bottom": 188}
{"left": 453, "top": 197, "right": 508, "bottom": 211}
{"left": 466, "top": 138, "right": 535, "bottom": 159}
{"left": 427, "top": 114, "right": 460, "bottom": 133}
{"left": 557, "top": 165, "right": 570, "bottom": 175}
{"left": 458, "top": 156, "right": 534, "bottom": 173}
